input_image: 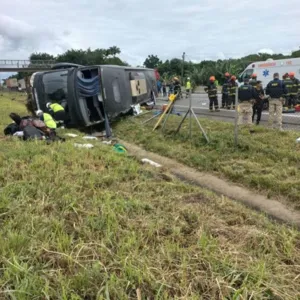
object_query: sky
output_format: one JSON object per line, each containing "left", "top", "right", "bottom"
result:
{"left": 0, "top": 0, "right": 300, "bottom": 78}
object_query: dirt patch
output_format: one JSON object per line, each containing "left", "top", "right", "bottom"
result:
{"left": 121, "top": 140, "right": 300, "bottom": 229}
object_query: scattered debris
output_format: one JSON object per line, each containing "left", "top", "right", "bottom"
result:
{"left": 102, "top": 140, "right": 112, "bottom": 145}
{"left": 141, "top": 158, "right": 162, "bottom": 168}
{"left": 113, "top": 143, "right": 127, "bottom": 153}
{"left": 65, "top": 133, "right": 78, "bottom": 138}
{"left": 74, "top": 143, "right": 94, "bottom": 149}
{"left": 82, "top": 136, "right": 98, "bottom": 140}
{"left": 296, "top": 137, "right": 300, "bottom": 143}
{"left": 131, "top": 104, "right": 142, "bottom": 115}
{"left": 13, "top": 131, "right": 24, "bottom": 137}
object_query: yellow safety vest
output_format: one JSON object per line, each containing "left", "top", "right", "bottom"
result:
{"left": 50, "top": 103, "right": 64, "bottom": 113}
{"left": 186, "top": 81, "right": 191, "bottom": 89}
{"left": 43, "top": 113, "right": 57, "bottom": 129}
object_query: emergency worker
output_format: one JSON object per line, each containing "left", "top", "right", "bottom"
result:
{"left": 228, "top": 76, "right": 238, "bottom": 109}
{"left": 205, "top": 76, "right": 219, "bottom": 112}
{"left": 266, "top": 73, "right": 287, "bottom": 130}
{"left": 221, "top": 72, "right": 230, "bottom": 108}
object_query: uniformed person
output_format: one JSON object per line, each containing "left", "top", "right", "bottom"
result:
{"left": 185, "top": 77, "right": 191, "bottom": 98}
{"left": 266, "top": 73, "right": 288, "bottom": 130}
{"left": 228, "top": 75, "right": 238, "bottom": 110}
{"left": 173, "top": 77, "right": 181, "bottom": 98}
{"left": 36, "top": 110, "right": 57, "bottom": 130}
{"left": 252, "top": 80, "right": 265, "bottom": 125}
{"left": 238, "top": 77, "right": 257, "bottom": 128}
{"left": 289, "top": 72, "right": 300, "bottom": 107}
{"left": 46, "top": 102, "right": 66, "bottom": 128}
{"left": 205, "top": 76, "right": 219, "bottom": 112}
{"left": 282, "top": 73, "right": 293, "bottom": 107}
{"left": 221, "top": 72, "right": 230, "bottom": 108}
{"left": 249, "top": 74, "right": 257, "bottom": 87}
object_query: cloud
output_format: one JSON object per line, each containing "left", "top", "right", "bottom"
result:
{"left": 258, "top": 49, "right": 274, "bottom": 55}
{"left": 0, "top": 0, "right": 300, "bottom": 67}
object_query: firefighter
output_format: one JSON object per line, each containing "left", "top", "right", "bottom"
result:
{"left": 228, "top": 75, "right": 238, "bottom": 109}
{"left": 289, "top": 72, "right": 300, "bottom": 107}
{"left": 173, "top": 77, "right": 181, "bottom": 98}
{"left": 221, "top": 72, "right": 231, "bottom": 108}
{"left": 205, "top": 76, "right": 219, "bottom": 112}
{"left": 46, "top": 102, "right": 66, "bottom": 128}
{"left": 185, "top": 77, "right": 191, "bottom": 98}
{"left": 238, "top": 77, "right": 257, "bottom": 129}
{"left": 266, "top": 73, "right": 287, "bottom": 130}
{"left": 252, "top": 80, "right": 265, "bottom": 125}
{"left": 249, "top": 74, "right": 257, "bottom": 87}
{"left": 282, "top": 73, "right": 293, "bottom": 107}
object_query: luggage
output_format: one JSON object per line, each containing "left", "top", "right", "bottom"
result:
{"left": 4, "top": 123, "right": 19, "bottom": 136}
{"left": 23, "top": 126, "right": 44, "bottom": 141}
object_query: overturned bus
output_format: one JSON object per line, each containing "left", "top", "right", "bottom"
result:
{"left": 31, "top": 65, "right": 158, "bottom": 127}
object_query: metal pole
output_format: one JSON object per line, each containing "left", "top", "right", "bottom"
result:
{"left": 189, "top": 90, "right": 192, "bottom": 139}
{"left": 234, "top": 86, "right": 239, "bottom": 147}
{"left": 181, "top": 52, "right": 185, "bottom": 86}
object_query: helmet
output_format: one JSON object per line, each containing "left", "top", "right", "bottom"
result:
{"left": 251, "top": 74, "right": 257, "bottom": 78}
{"left": 46, "top": 102, "right": 51, "bottom": 108}
{"left": 209, "top": 76, "right": 215, "bottom": 81}
{"left": 36, "top": 110, "right": 43, "bottom": 116}
{"left": 289, "top": 72, "right": 295, "bottom": 77}
{"left": 173, "top": 77, "right": 179, "bottom": 81}
{"left": 187, "top": 77, "right": 190, "bottom": 80}
{"left": 231, "top": 75, "right": 236, "bottom": 81}
{"left": 225, "top": 72, "right": 230, "bottom": 77}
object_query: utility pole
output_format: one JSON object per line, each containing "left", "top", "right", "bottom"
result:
{"left": 181, "top": 52, "right": 185, "bottom": 85}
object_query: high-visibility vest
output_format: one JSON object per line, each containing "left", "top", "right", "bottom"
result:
{"left": 186, "top": 81, "right": 191, "bottom": 89}
{"left": 43, "top": 113, "right": 57, "bottom": 129}
{"left": 50, "top": 103, "right": 64, "bottom": 113}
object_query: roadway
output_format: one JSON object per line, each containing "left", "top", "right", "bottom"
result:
{"left": 156, "top": 93, "right": 300, "bottom": 130}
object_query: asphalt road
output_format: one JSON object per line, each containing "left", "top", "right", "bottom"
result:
{"left": 156, "top": 93, "right": 300, "bottom": 130}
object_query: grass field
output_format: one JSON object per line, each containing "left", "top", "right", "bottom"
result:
{"left": 114, "top": 112, "right": 300, "bottom": 210}
{"left": 0, "top": 93, "right": 300, "bottom": 299}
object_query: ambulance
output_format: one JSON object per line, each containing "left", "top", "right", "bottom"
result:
{"left": 239, "top": 58, "right": 300, "bottom": 88}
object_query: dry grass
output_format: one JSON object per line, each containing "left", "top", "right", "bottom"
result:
{"left": 113, "top": 111, "right": 300, "bottom": 210}
{"left": 0, "top": 92, "right": 299, "bottom": 299}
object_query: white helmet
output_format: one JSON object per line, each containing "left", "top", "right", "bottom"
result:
{"left": 36, "top": 110, "right": 43, "bottom": 116}
{"left": 46, "top": 102, "right": 51, "bottom": 108}
{"left": 187, "top": 77, "right": 190, "bottom": 80}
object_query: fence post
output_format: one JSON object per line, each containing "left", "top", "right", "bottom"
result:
{"left": 234, "top": 86, "right": 239, "bottom": 147}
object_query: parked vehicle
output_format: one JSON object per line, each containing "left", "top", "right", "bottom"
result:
{"left": 239, "top": 58, "right": 300, "bottom": 88}
{"left": 31, "top": 65, "right": 157, "bottom": 127}
{"left": 6, "top": 78, "right": 18, "bottom": 90}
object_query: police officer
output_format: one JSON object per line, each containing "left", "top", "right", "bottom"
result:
{"left": 282, "top": 73, "right": 293, "bottom": 107}
{"left": 252, "top": 80, "right": 265, "bottom": 125}
{"left": 185, "top": 77, "right": 191, "bottom": 98}
{"left": 205, "top": 76, "right": 219, "bottom": 112}
{"left": 289, "top": 72, "right": 300, "bottom": 107}
{"left": 221, "top": 72, "right": 230, "bottom": 108}
{"left": 46, "top": 102, "right": 66, "bottom": 128}
{"left": 266, "top": 73, "right": 287, "bottom": 130}
{"left": 238, "top": 77, "right": 257, "bottom": 128}
{"left": 228, "top": 75, "right": 238, "bottom": 110}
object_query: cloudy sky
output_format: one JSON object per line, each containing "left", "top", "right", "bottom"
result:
{"left": 1, "top": 0, "right": 300, "bottom": 69}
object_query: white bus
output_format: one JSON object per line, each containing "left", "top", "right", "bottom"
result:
{"left": 239, "top": 58, "right": 300, "bottom": 87}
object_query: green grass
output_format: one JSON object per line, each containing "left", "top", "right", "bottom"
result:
{"left": 113, "top": 112, "right": 300, "bottom": 210}
{"left": 0, "top": 93, "right": 300, "bottom": 299}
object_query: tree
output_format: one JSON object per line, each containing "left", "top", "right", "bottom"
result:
{"left": 143, "top": 55, "right": 162, "bottom": 69}
{"left": 30, "top": 52, "right": 55, "bottom": 61}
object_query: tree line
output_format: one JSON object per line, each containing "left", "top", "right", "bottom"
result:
{"left": 143, "top": 50, "right": 300, "bottom": 85}
{"left": 3, "top": 46, "right": 300, "bottom": 86}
